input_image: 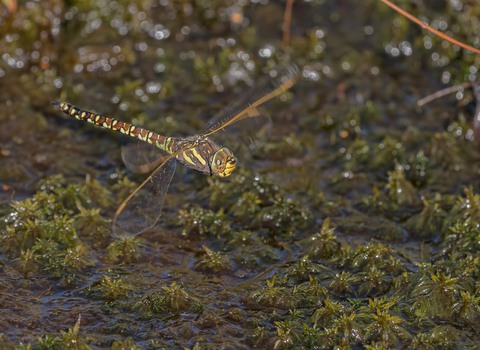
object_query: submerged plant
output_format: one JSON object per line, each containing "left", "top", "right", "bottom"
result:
{"left": 106, "top": 237, "right": 142, "bottom": 263}
{"left": 296, "top": 276, "right": 328, "bottom": 306}
{"left": 36, "top": 335, "right": 57, "bottom": 350}
{"left": 404, "top": 195, "right": 445, "bottom": 238}
{"left": 326, "top": 271, "right": 359, "bottom": 296}
{"left": 110, "top": 337, "right": 142, "bottom": 350}
{"left": 248, "top": 275, "right": 296, "bottom": 308}
{"left": 364, "top": 309, "right": 409, "bottom": 346}
{"left": 411, "top": 272, "right": 462, "bottom": 319}
{"left": 194, "top": 246, "right": 232, "bottom": 273}
{"left": 273, "top": 320, "right": 297, "bottom": 349}
{"left": 312, "top": 296, "right": 347, "bottom": 326}
{"left": 301, "top": 217, "right": 340, "bottom": 258}
{"left": 358, "top": 266, "right": 390, "bottom": 296}
{"left": 451, "top": 290, "right": 480, "bottom": 323}
{"left": 58, "top": 315, "right": 91, "bottom": 349}
{"left": 177, "top": 207, "right": 231, "bottom": 237}
{"left": 86, "top": 276, "right": 136, "bottom": 300}
{"left": 385, "top": 163, "right": 416, "bottom": 206}
{"left": 259, "top": 196, "right": 311, "bottom": 233}
{"left": 450, "top": 187, "right": 480, "bottom": 222}
{"left": 230, "top": 191, "right": 262, "bottom": 218}
{"left": 163, "top": 282, "right": 195, "bottom": 311}
{"left": 74, "top": 204, "right": 110, "bottom": 240}
{"left": 287, "top": 255, "right": 327, "bottom": 280}
{"left": 333, "top": 312, "right": 364, "bottom": 347}
{"left": 352, "top": 243, "right": 391, "bottom": 270}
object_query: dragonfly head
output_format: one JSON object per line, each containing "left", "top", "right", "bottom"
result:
{"left": 211, "top": 148, "right": 236, "bottom": 177}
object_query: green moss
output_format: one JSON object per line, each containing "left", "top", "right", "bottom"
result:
{"left": 301, "top": 217, "right": 340, "bottom": 258}
{"left": 248, "top": 275, "right": 296, "bottom": 308}
{"left": 194, "top": 246, "right": 232, "bottom": 273}
{"left": 58, "top": 315, "right": 91, "bottom": 350}
{"left": 106, "top": 237, "right": 142, "bottom": 263}
{"left": 85, "top": 276, "right": 136, "bottom": 300}
{"left": 162, "top": 282, "right": 196, "bottom": 311}
{"left": 411, "top": 272, "right": 462, "bottom": 319}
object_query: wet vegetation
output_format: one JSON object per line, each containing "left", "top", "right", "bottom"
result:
{"left": 2, "top": 0, "right": 480, "bottom": 348}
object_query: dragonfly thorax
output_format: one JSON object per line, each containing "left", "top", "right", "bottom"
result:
{"left": 211, "top": 148, "right": 236, "bottom": 177}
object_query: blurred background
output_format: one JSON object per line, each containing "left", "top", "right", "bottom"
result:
{"left": 1, "top": 0, "right": 480, "bottom": 349}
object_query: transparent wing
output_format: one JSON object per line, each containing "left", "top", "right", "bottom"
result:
{"left": 113, "top": 157, "right": 177, "bottom": 238}
{"left": 199, "top": 63, "right": 299, "bottom": 137}
{"left": 121, "top": 142, "right": 169, "bottom": 174}
{"left": 209, "top": 107, "right": 272, "bottom": 163}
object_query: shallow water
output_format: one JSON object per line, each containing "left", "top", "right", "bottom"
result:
{"left": 1, "top": 0, "right": 480, "bottom": 349}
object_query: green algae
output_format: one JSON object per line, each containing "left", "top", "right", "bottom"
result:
{"left": 2, "top": 0, "right": 480, "bottom": 349}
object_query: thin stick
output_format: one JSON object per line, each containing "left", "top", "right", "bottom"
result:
{"left": 379, "top": 0, "right": 480, "bottom": 55}
{"left": 282, "top": 0, "right": 295, "bottom": 49}
{"left": 417, "top": 81, "right": 480, "bottom": 106}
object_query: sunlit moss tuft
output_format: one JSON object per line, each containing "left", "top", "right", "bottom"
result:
{"left": 110, "top": 337, "right": 141, "bottom": 350}
{"left": 325, "top": 271, "right": 359, "bottom": 296}
{"left": 248, "top": 275, "right": 296, "bottom": 308}
{"left": 296, "top": 276, "right": 328, "bottom": 306}
{"left": 106, "top": 236, "right": 142, "bottom": 263}
{"left": 301, "top": 217, "right": 340, "bottom": 258}
{"left": 287, "top": 255, "right": 328, "bottom": 280}
{"left": 385, "top": 163, "right": 416, "bottom": 206}
{"left": 194, "top": 246, "right": 232, "bottom": 272}
{"left": 36, "top": 335, "right": 57, "bottom": 349}
{"left": 163, "top": 282, "right": 195, "bottom": 311}
{"left": 74, "top": 204, "right": 110, "bottom": 240}
{"left": 85, "top": 276, "right": 136, "bottom": 300}
{"left": 405, "top": 195, "right": 445, "bottom": 238}
{"left": 451, "top": 290, "right": 480, "bottom": 323}
{"left": 58, "top": 315, "right": 91, "bottom": 349}
{"left": 411, "top": 272, "right": 461, "bottom": 319}
{"left": 178, "top": 208, "right": 231, "bottom": 237}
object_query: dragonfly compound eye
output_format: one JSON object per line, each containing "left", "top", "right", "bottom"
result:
{"left": 211, "top": 148, "right": 236, "bottom": 177}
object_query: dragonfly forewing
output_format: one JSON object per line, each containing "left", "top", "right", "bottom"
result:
{"left": 199, "top": 63, "right": 299, "bottom": 137}
{"left": 210, "top": 107, "right": 272, "bottom": 164}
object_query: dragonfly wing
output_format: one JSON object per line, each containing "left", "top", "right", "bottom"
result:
{"left": 209, "top": 107, "right": 272, "bottom": 164}
{"left": 121, "top": 142, "right": 169, "bottom": 174}
{"left": 200, "top": 63, "right": 299, "bottom": 136}
{"left": 113, "top": 157, "right": 177, "bottom": 238}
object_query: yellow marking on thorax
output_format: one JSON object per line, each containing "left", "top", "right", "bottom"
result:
{"left": 191, "top": 148, "right": 206, "bottom": 165}
{"left": 182, "top": 151, "right": 195, "bottom": 165}
{"left": 165, "top": 137, "right": 172, "bottom": 152}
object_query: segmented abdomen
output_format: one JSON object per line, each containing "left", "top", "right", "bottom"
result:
{"left": 52, "top": 101, "right": 169, "bottom": 151}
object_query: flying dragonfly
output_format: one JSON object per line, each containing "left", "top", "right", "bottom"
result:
{"left": 52, "top": 63, "right": 299, "bottom": 238}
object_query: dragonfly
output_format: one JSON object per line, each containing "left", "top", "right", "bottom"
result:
{"left": 52, "top": 63, "right": 299, "bottom": 238}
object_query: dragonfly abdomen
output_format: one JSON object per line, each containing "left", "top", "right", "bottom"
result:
{"left": 51, "top": 101, "right": 171, "bottom": 151}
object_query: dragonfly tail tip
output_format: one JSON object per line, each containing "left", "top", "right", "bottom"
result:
{"left": 51, "top": 100, "right": 61, "bottom": 106}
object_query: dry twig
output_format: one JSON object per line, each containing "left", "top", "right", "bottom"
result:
{"left": 379, "top": 0, "right": 480, "bottom": 55}
{"left": 282, "top": 0, "right": 295, "bottom": 49}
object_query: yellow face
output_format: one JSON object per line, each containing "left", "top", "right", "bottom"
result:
{"left": 211, "top": 148, "right": 236, "bottom": 177}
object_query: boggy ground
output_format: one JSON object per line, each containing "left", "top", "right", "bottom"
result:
{"left": 1, "top": 0, "right": 480, "bottom": 349}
